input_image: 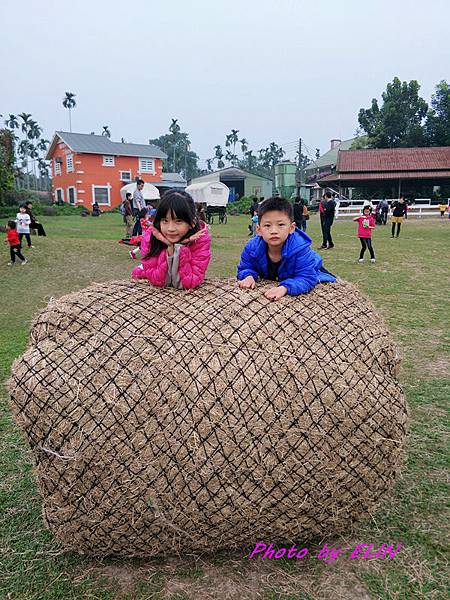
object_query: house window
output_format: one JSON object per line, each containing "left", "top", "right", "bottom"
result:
{"left": 92, "top": 185, "right": 110, "bottom": 206}
{"left": 102, "top": 155, "right": 115, "bottom": 167}
{"left": 119, "top": 170, "right": 132, "bottom": 182}
{"left": 54, "top": 159, "right": 62, "bottom": 176}
{"left": 67, "top": 187, "right": 76, "bottom": 205}
{"left": 139, "top": 158, "right": 155, "bottom": 174}
{"left": 66, "top": 154, "right": 74, "bottom": 173}
{"left": 55, "top": 188, "right": 64, "bottom": 203}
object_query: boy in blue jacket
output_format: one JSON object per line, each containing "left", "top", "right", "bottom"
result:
{"left": 237, "top": 197, "right": 336, "bottom": 301}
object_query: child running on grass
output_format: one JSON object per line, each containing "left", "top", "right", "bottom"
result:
{"left": 237, "top": 197, "right": 335, "bottom": 301}
{"left": 5, "top": 221, "right": 27, "bottom": 266}
{"left": 353, "top": 205, "right": 376, "bottom": 263}
{"left": 132, "top": 190, "right": 211, "bottom": 289}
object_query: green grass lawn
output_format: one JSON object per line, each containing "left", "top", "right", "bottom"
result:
{"left": 0, "top": 214, "right": 448, "bottom": 600}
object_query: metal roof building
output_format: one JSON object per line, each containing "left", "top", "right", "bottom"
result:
{"left": 46, "top": 131, "right": 167, "bottom": 160}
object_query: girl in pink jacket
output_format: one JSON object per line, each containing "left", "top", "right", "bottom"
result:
{"left": 353, "top": 205, "right": 376, "bottom": 263}
{"left": 132, "top": 190, "right": 211, "bottom": 289}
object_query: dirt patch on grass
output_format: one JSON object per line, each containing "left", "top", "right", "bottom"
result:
{"left": 77, "top": 550, "right": 375, "bottom": 600}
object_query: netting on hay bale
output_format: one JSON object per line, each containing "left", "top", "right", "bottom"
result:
{"left": 8, "top": 278, "right": 408, "bottom": 557}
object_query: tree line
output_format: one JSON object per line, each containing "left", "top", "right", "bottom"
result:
{"left": 356, "top": 78, "right": 450, "bottom": 148}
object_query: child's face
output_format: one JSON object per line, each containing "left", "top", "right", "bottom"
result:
{"left": 160, "top": 210, "right": 192, "bottom": 243}
{"left": 363, "top": 209, "right": 370, "bottom": 216}
{"left": 19, "top": 207, "right": 26, "bottom": 213}
{"left": 256, "top": 210, "right": 295, "bottom": 248}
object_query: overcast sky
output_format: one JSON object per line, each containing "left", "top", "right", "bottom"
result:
{"left": 1, "top": 0, "right": 449, "bottom": 166}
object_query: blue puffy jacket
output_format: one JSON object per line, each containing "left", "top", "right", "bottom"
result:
{"left": 237, "top": 229, "right": 336, "bottom": 295}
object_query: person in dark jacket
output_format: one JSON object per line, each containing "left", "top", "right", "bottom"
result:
{"left": 293, "top": 196, "right": 307, "bottom": 232}
{"left": 319, "top": 192, "right": 336, "bottom": 249}
{"left": 390, "top": 196, "right": 408, "bottom": 238}
{"left": 24, "top": 202, "right": 46, "bottom": 237}
{"left": 237, "top": 197, "right": 335, "bottom": 301}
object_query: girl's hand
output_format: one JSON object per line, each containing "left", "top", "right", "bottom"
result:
{"left": 180, "top": 229, "right": 206, "bottom": 245}
{"left": 149, "top": 226, "right": 172, "bottom": 246}
{"left": 264, "top": 286, "right": 288, "bottom": 301}
{"left": 239, "top": 275, "right": 256, "bottom": 290}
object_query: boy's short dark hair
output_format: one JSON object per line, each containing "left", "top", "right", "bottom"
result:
{"left": 126, "top": 192, "right": 132, "bottom": 199}
{"left": 136, "top": 178, "right": 144, "bottom": 185}
{"left": 258, "top": 197, "right": 293, "bottom": 222}
{"left": 7, "top": 220, "right": 16, "bottom": 229}
{"left": 324, "top": 192, "right": 332, "bottom": 199}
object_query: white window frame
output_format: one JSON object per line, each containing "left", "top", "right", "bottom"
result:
{"left": 102, "top": 155, "right": 115, "bottom": 167}
{"left": 67, "top": 186, "right": 77, "bottom": 205}
{"left": 92, "top": 184, "right": 111, "bottom": 206}
{"left": 66, "top": 154, "right": 74, "bottom": 173}
{"left": 55, "top": 188, "right": 64, "bottom": 203}
{"left": 54, "top": 159, "right": 62, "bottom": 176}
{"left": 119, "top": 170, "right": 132, "bottom": 182}
{"left": 139, "top": 157, "right": 155, "bottom": 174}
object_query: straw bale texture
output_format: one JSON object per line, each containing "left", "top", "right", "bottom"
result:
{"left": 8, "top": 278, "right": 408, "bottom": 557}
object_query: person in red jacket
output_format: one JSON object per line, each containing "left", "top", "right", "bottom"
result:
{"left": 5, "top": 221, "right": 27, "bottom": 266}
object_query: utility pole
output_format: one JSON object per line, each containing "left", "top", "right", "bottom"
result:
{"left": 296, "top": 138, "right": 302, "bottom": 197}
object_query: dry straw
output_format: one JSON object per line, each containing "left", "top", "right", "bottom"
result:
{"left": 8, "top": 278, "right": 408, "bottom": 557}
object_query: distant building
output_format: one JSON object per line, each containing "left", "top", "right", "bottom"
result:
{"left": 304, "top": 138, "right": 357, "bottom": 202}
{"left": 156, "top": 172, "right": 186, "bottom": 194}
{"left": 274, "top": 161, "right": 297, "bottom": 199}
{"left": 46, "top": 131, "right": 167, "bottom": 209}
{"left": 190, "top": 167, "right": 273, "bottom": 200}
{"left": 318, "top": 147, "right": 450, "bottom": 199}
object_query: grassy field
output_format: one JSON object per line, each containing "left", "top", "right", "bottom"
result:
{"left": 0, "top": 213, "right": 448, "bottom": 600}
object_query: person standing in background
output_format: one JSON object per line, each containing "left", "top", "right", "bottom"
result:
{"left": 132, "top": 179, "right": 145, "bottom": 236}
{"left": 319, "top": 192, "right": 336, "bottom": 249}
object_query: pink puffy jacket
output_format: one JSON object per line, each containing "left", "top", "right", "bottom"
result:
{"left": 131, "top": 222, "right": 211, "bottom": 289}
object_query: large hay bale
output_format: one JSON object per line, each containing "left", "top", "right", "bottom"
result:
{"left": 8, "top": 279, "right": 408, "bottom": 557}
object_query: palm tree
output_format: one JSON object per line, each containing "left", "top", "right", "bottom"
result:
{"left": 27, "top": 121, "right": 42, "bottom": 141}
{"left": 5, "top": 114, "right": 19, "bottom": 130}
{"left": 240, "top": 138, "right": 248, "bottom": 156}
{"left": 63, "top": 92, "right": 76, "bottom": 132}
{"left": 18, "top": 113, "right": 32, "bottom": 135}
{"left": 37, "top": 139, "right": 50, "bottom": 152}
{"left": 102, "top": 125, "right": 111, "bottom": 138}
{"left": 169, "top": 118, "right": 181, "bottom": 136}
{"left": 206, "top": 159, "right": 213, "bottom": 171}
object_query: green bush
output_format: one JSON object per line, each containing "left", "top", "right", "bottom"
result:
{"left": 227, "top": 196, "right": 253, "bottom": 214}
{"left": 0, "top": 189, "right": 48, "bottom": 207}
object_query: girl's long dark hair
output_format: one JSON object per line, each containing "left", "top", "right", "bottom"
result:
{"left": 145, "top": 190, "right": 200, "bottom": 258}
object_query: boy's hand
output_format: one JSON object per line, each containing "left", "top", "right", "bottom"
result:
{"left": 239, "top": 275, "right": 256, "bottom": 290}
{"left": 264, "top": 286, "right": 288, "bottom": 301}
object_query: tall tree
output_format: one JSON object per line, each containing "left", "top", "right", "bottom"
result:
{"left": 425, "top": 80, "right": 450, "bottom": 146}
{"left": 149, "top": 118, "right": 200, "bottom": 180}
{"left": 63, "top": 92, "right": 76, "bottom": 132}
{"left": 102, "top": 125, "right": 111, "bottom": 138}
{"left": 5, "top": 114, "right": 19, "bottom": 130}
{"left": 358, "top": 77, "right": 428, "bottom": 148}
{"left": 0, "top": 128, "right": 15, "bottom": 203}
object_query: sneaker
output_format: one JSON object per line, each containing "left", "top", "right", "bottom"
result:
{"left": 358, "top": 259, "right": 365, "bottom": 263}
{"left": 318, "top": 245, "right": 327, "bottom": 249}
{"left": 28, "top": 245, "right": 34, "bottom": 249}
{"left": 327, "top": 244, "right": 335, "bottom": 249}
{"left": 370, "top": 258, "right": 376, "bottom": 263}
{"left": 129, "top": 250, "right": 136, "bottom": 259}
{"left": 7, "top": 262, "right": 13, "bottom": 266}
{"left": 21, "top": 259, "right": 28, "bottom": 265}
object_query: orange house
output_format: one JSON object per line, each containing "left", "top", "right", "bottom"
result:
{"left": 46, "top": 131, "right": 167, "bottom": 210}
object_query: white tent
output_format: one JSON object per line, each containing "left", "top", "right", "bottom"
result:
{"left": 185, "top": 182, "right": 229, "bottom": 207}
{"left": 120, "top": 182, "right": 160, "bottom": 202}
